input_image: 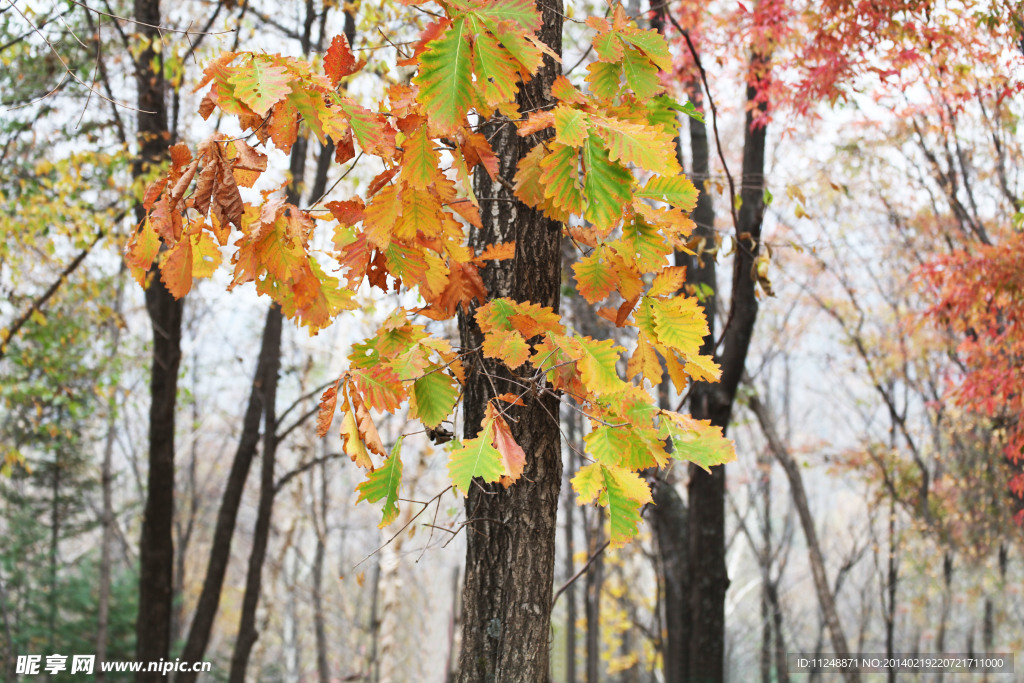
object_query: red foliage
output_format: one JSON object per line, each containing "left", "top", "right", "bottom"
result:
{"left": 919, "top": 233, "right": 1024, "bottom": 520}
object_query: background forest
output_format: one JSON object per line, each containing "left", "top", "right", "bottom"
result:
{"left": 2, "top": 0, "right": 1023, "bottom": 681}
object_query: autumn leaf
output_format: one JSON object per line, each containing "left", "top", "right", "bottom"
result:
{"left": 324, "top": 33, "right": 358, "bottom": 85}
{"left": 592, "top": 114, "right": 681, "bottom": 176}
{"left": 490, "top": 407, "right": 526, "bottom": 487}
{"left": 449, "top": 421, "right": 505, "bottom": 496}
{"left": 582, "top": 134, "right": 632, "bottom": 232}
{"left": 660, "top": 412, "right": 736, "bottom": 473}
{"left": 412, "top": 369, "right": 459, "bottom": 428}
{"left": 228, "top": 58, "right": 291, "bottom": 117}
{"left": 356, "top": 437, "right": 404, "bottom": 527}
{"left": 316, "top": 380, "right": 341, "bottom": 437}
{"left": 574, "top": 335, "right": 628, "bottom": 395}
{"left": 573, "top": 248, "right": 618, "bottom": 303}
{"left": 414, "top": 16, "right": 473, "bottom": 134}
{"left": 648, "top": 296, "right": 709, "bottom": 358}
{"left": 340, "top": 405, "right": 374, "bottom": 470}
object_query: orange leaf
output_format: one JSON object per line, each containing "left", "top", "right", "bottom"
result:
{"left": 316, "top": 381, "right": 341, "bottom": 437}
{"left": 474, "top": 241, "right": 515, "bottom": 264}
{"left": 350, "top": 384, "right": 387, "bottom": 457}
{"left": 325, "top": 34, "right": 358, "bottom": 85}
{"left": 490, "top": 409, "right": 526, "bottom": 487}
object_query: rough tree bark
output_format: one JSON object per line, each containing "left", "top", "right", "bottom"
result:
{"left": 133, "top": 0, "right": 182, "bottom": 678}
{"left": 454, "top": 1, "right": 563, "bottom": 679}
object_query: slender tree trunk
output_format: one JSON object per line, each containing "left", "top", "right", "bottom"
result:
{"left": 48, "top": 456, "right": 59, "bottom": 654}
{"left": 227, "top": 306, "right": 282, "bottom": 683}
{"left": 768, "top": 581, "right": 789, "bottom": 683}
{"left": 884, "top": 497, "right": 897, "bottom": 683}
{"left": 748, "top": 392, "right": 856, "bottom": 682}
{"left": 936, "top": 552, "right": 953, "bottom": 683}
{"left": 175, "top": 305, "right": 280, "bottom": 683}
{"left": 97, "top": 272, "right": 125, "bottom": 682}
{"left": 313, "top": 463, "right": 330, "bottom": 683}
{"left": 565, "top": 419, "right": 578, "bottom": 683}
{"left": 454, "top": 3, "right": 562, "bottom": 679}
{"left": 133, "top": 0, "right": 181, "bottom": 678}
{"left": 444, "top": 567, "right": 460, "bottom": 683}
{"left": 585, "top": 509, "right": 604, "bottom": 683}
{"left": 367, "top": 560, "right": 381, "bottom": 683}
{"left": 651, "top": 481, "right": 687, "bottom": 683}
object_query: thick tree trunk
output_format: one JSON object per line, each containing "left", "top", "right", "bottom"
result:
{"left": 133, "top": 0, "right": 181, "bottom": 677}
{"left": 454, "top": 2, "right": 562, "bottom": 680}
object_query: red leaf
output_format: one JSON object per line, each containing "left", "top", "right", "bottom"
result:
{"left": 325, "top": 34, "right": 358, "bottom": 85}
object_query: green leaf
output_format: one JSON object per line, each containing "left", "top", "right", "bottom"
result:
{"left": 649, "top": 295, "right": 709, "bottom": 358}
{"left": 412, "top": 369, "right": 459, "bottom": 428}
{"left": 228, "top": 58, "right": 291, "bottom": 117}
{"left": 574, "top": 335, "right": 627, "bottom": 395}
{"left": 582, "top": 134, "right": 632, "bottom": 232}
{"left": 660, "top": 412, "right": 736, "bottom": 472}
{"left": 635, "top": 175, "right": 699, "bottom": 212}
{"left": 356, "top": 437, "right": 404, "bottom": 527}
{"left": 621, "top": 47, "right": 660, "bottom": 99}
{"left": 585, "top": 423, "right": 661, "bottom": 470}
{"left": 414, "top": 17, "right": 473, "bottom": 134}
{"left": 539, "top": 142, "right": 584, "bottom": 215}
{"left": 602, "top": 463, "right": 651, "bottom": 547}
{"left": 678, "top": 99, "right": 705, "bottom": 123}
{"left": 620, "top": 30, "right": 672, "bottom": 71}
{"left": 592, "top": 115, "right": 680, "bottom": 176}
{"left": 572, "top": 462, "right": 653, "bottom": 546}
{"left": 585, "top": 61, "right": 622, "bottom": 101}
{"left": 470, "top": 23, "right": 520, "bottom": 109}
{"left": 449, "top": 422, "right": 505, "bottom": 495}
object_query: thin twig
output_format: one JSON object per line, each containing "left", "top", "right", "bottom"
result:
{"left": 351, "top": 486, "right": 453, "bottom": 571}
{"left": 551, "top": 540, "right": 610, "bottom": 608}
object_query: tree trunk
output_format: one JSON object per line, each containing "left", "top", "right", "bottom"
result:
{"left": 936, "top": 552, "right": 953, "bottom": 683}
{"left": 585, "top": 509, "right": 604, "bottom": 683}
{"left": 748, "top": 392, "right": 856, "bottom": 682}
{"left": 651, "top": 481, "right": 687, "bottom": 683}
{"left": 313, "top": 463, "right": 330, "bottom": 683}
{"left": 227, "top": 306, "right": 282, "bottom": 683}
{"left": 175, "top": 304, "right": 281, "bottom": 683}
{"left": 96, "top": 271, "right": 125, "bottom": 682}
{"left": 884, "top": 497, "right": 897, "bottom": 683}
{"left": 684, "top": 35, "right": 772, "bottom": 678}
{"left": 133, "top": 0, "right": 181, "bottom": 677}
{"left": 454, "top": 2, "right": 562, "bottom": 679}
{"left": 564, "top": 420, "right": 578, "bottom": 683}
